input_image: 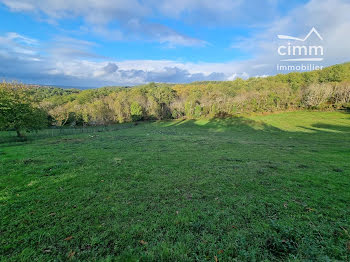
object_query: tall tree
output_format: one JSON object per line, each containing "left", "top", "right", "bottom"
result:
{"left": 0, "top": 83, "right": 47, "bottom": 137}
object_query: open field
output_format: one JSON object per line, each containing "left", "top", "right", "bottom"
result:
{"left": 1, "top": 111, "right": 350, "bottom": 261}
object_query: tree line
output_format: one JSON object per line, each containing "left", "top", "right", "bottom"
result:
{"left": 1, "top": 63, "right": 350, "bottom": 136}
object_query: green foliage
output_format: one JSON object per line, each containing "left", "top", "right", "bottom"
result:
{"left": 36, "top": 63, "right": 349, "bottom": 125}
{"left": 171, "top": 108, "right": 183, "bottom": 119}
{"left": 194, "top": 104, "right": 202, "bottom": 118}
{"left": 0, "top": 83, "right": 47, "bottom": 137}
{"left": 288, "top": 72, "right": 305, "bottom": 91}
{"left": 319, "top": 64, "right": 348, "bottom": 82}
{"left": 130, "top": 102, "right": 143, "bottom": 121}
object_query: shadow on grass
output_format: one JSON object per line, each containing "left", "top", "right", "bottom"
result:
{"left": 163, "top": 116, "right": 278, "bottom": 131}
{"left": 311, "top": 123, "right": 350, "bottom": 133}
{"left": 2, "top": 112, "right": 350, "bottom": 145}
{"left": 157, "top": 113, "right": 350, "bottom": 150}
{"left": 163, "top": 115, "right": 350, "bottom": 134}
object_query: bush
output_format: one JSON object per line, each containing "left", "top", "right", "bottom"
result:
{"left": 130, "top": 102, "right": 143, "bottom": 121}
{"left": 302, "top": 83, "right": 333, "bottom": 109}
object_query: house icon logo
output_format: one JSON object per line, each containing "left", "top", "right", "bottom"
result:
{"left": 277, "top": 27, "right": 324, "bottom": 62}
{"left": 278, "top": 27, "right": 323, "bottom": 42}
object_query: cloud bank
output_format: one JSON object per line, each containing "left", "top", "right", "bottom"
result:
{"left": 1, "top": 0, "right": 350, "bottom": 87}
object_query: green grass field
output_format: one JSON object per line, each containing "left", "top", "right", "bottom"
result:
{"left": 1, "top": 111, "right": 350, "bottom": 261}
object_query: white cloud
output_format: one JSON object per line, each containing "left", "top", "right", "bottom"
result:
{"left": 0, "top": 32, "right": 39, "bottom": 58}
{"left": 46, "top": 59, "right": 235, "bottom": 86}
{"left": 0, "top": 32, "right": 237, "bottom": 86}
{"left": 228, "top": 0, "right": 350, "bottom": 76}
{"left": 0, "top": 0, "right": 294, "bottom": 46}
{"left": 0, "top": 0, "right": 282, "bottom": 24}
{"left": 1, "top": 0, "right": 149, "bottom": 22}
{"left": 0, "top": 0, "right": 206, "bottom": 47}
{"left": 1, "top": 0, "right": 350, "bottom": 86}
{"left": 47, "top": 37, "right": 105, "bottom": 59}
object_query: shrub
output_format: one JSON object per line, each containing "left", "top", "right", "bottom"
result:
{"left": 130, "top": 102, "right": 143, "bottom": 121}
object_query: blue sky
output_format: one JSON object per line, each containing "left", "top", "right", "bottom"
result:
{"left": 0, "top": 0, "right": 349, "bottom": 87}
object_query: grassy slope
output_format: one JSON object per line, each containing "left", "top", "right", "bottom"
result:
{"left": 0, "top": 111, "right": 349, "bottom": 261}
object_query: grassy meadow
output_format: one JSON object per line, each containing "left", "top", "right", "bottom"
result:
{"left": 1, "top": 111, "right": 350, "bottom": 261}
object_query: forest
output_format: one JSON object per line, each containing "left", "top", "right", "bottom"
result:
{"left": 1, "top": 63, "right": 350, "bottom": 135}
